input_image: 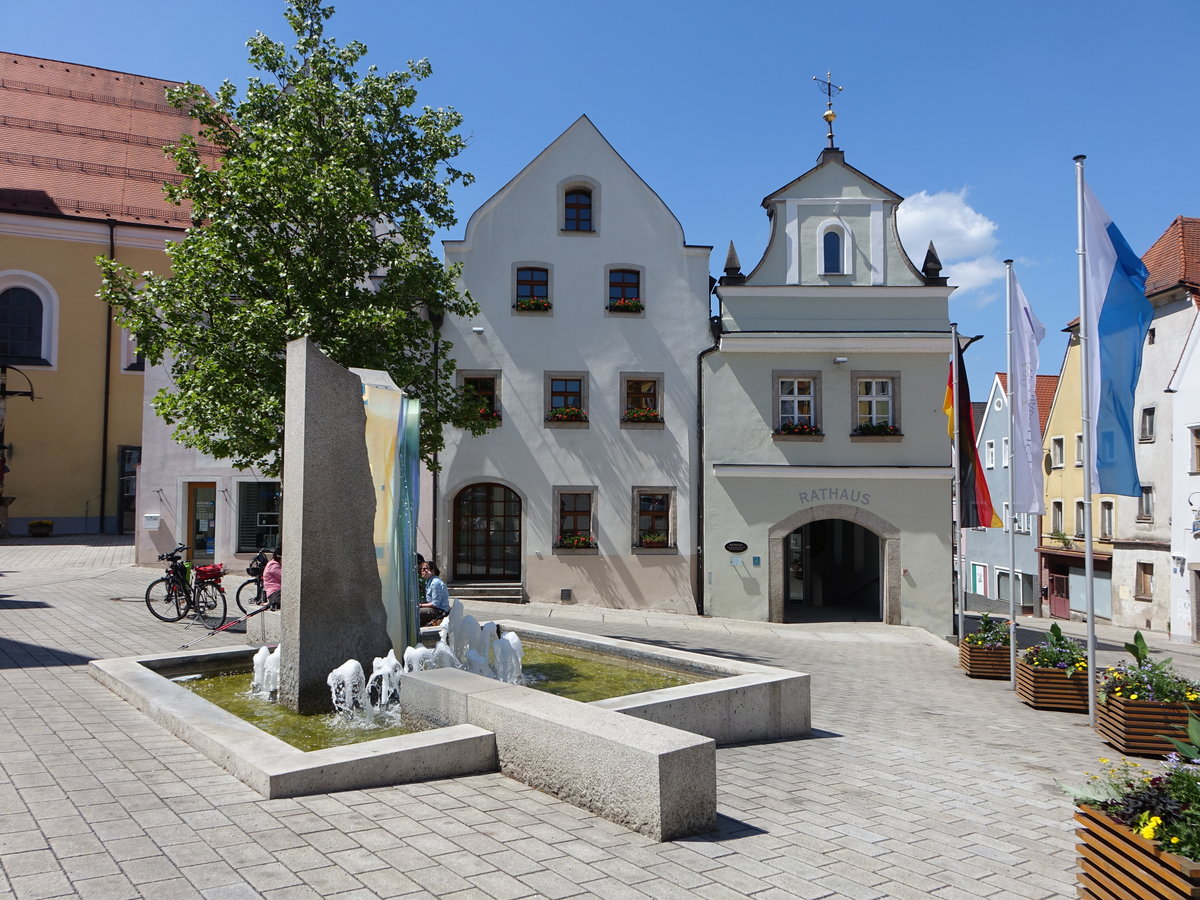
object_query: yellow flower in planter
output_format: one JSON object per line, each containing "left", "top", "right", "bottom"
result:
{"left": 1140, "top": 815, "right": 1162, "bottom": 839}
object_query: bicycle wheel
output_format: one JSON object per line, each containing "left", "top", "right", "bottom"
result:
{"left": 145, "top": 577, "right": 187, "bottom": 622}
{"left": 192, "top": 582, "right": 227, "bottom": 630}
{"left": 235, "top": 578, "right": 262, "bottom": 614}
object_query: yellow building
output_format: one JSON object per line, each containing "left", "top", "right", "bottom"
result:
{"left": 0, "top": 54, "right": 200, "bottom": 535}
{"left": 1039, "top": 320, "right": 1116, "bottom": 619}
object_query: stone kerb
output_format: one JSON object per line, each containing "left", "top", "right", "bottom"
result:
{"left": 281, "top": 337, "right": 391, "bottom": 713}
{"left": 401, "top": 667, "right": 716, "bottom": 841}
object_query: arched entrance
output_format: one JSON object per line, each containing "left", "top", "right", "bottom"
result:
{"left": 768, "top": 503, "right": 901, "bottom": 624}
{"left": 453, "top": 483, "right": 521, "bottom": 581}
{"left": 783, "top": 519, "right": 880, "bottom": 622}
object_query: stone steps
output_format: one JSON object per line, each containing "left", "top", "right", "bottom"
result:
{"left": 448, "top": 582, "right": 525, "bottom": 604}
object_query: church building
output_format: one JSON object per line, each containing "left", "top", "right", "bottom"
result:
{"left": 702, "top": 141, "right": 955, "bottom": 635}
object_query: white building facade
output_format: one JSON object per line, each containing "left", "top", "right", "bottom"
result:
{"left": 438, "top": 117, "right": 712, "bottom": 612}
{"left": 702, "top": 148, "right": 955, "bottom": 635}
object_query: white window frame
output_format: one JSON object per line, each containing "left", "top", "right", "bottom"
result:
{"left": 1001, "top": 436, "right": 1009, "bottom": 469}
{"left": 985, "top": 441, "right": 996, "bottom": 470}
{"left": 1001, "top": 501, "right": 1010, "bottom": 533}
{"left": 1051, "top": 500, "right": 1064, "bottom": 535}
{"left": 970, "top": 563, "right": 988, "bottom": 595}
{"left": 816, "top": 218, "right": 853, "bottom": 276}
{"left": 1051, "top": 436, "right": 1064, "bottom": 469}
{"left": 774, "top": 370, "right": 821, "bottom": 432}
{"left": 1074, "top": 500, "right": 1086, "bottom": 538}
{"left": 852, "top": 372, "right": 900, "bottom": 429}
{"left": 1139, "top": 406, "right": 1156, "bottom": 443}
{"left": 1099, "top": 500, "right": 1114, "bottom": 539}
{"left": 1074, "top": 433, "right": 1084, "bottom": 467}
{"left": 0, "top": 270, "right": 59, "bottom": 369}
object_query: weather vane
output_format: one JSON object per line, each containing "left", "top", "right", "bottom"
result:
{"left": 812, "top": 71, "right": 843, "bottom": 148}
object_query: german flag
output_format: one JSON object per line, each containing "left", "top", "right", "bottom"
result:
{"left": 944, "top": 342, "right": 1001, "bottom": 528}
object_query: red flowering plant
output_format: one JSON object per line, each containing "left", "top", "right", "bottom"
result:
{"left": 621, "top": 407, "right": 663, "bottom": 423}
{"left": 555, "top": 533, "right": 596, "bottom": 550}
{"left": 776, "top": 421, "right": 821, "bottom": 436}
{"left": 607, "top": 298, "right": 644, "bottom": 313}
{"left": 515, "top": 297, "right": 552, "bottom": 312}
{"left": 852, "top": 422, "right": 901, "bottom": 436}
{"left": 546, "top": 406, "right": 588, "bottom": 423}
{"left": 477, "top": 407, "right": 501, "bottom": 422}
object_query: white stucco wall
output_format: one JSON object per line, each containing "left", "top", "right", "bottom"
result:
{"left": 1170, "top": 305, "right": 1200, "bottom": 641}
{"left": 439, "top": 116, "right": 711, "bottom": 612}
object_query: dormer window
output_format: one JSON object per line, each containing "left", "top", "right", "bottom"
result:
{"left": 565, "top": 189, "right": 592, "bottom": 231}
{"left": 823, "top": 230, "right": 842, "bottom": 274}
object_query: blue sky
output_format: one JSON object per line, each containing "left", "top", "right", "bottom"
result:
{"left": 10, "top": 0, "right": 1200, "bottom": 396}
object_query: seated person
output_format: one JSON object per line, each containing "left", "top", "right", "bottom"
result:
{"left": 263, "top": 548, "right": 282, "bottom": 609}
{"left": 419, "top": 561, "right": 449, "bottom": 626}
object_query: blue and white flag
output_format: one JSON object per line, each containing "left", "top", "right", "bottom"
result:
{"left": 1010, "top": 271, "right": 1045, "bottom": 514}
{"left": 1081, "top": 184, "right": 1151, "bottom": 496}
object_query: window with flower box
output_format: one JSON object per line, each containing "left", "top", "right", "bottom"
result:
{"left": 773, "top": 371, "right": 822, "bottom": 436}
{"left": 545, "top": 372, "right": 588, "bottom": 427}
{"left": 553, "top": 487, "right": 596, "bottom": 552}
{"left": 514, "top": 267, "right": 551, "bottom": 312}
{"left": 851, "top": 372, "right": 900, "bottom": 436}
{"left": 620, "top": 372, "right": 663, "bottom": 427}
{"left": 607, "top": 268, "right": 643, "bottom": 313}
{"left": 460, "top": 372, "right": 501, "bottom": 424}
{"left": 632, "top": 486, "right": 675, "bottom": 552}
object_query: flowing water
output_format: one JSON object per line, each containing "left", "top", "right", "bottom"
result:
{"left": 179, "top": 638, "right": 709, "bottom": 750}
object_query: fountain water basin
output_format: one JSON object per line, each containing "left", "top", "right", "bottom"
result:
{"left": 89, "top": 620, "right": 809, "bottom": 832}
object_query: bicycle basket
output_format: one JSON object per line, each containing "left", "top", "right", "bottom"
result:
{"left": 194, "top": 564, "right": 225, "bottom": 582}
{"left": 246, "top": 563, "right": 264, "bottom": 577}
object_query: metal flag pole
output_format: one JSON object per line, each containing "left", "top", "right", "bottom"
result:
{"left": 1005, "top": 260, "right": 1018, "bottom": 688}
{"left": 951, "top": 322, "right": 965, "bottom": 642}
{"left": 1075, "top": 154, "right": 1098, "bottom": 725}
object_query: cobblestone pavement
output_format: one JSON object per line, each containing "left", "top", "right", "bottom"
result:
{"left": 0, "top": 537, "right": 1190, "bottom": 899}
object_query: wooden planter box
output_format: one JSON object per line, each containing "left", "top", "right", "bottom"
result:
{"left": 1015, "top": 660, "right": 1089, "bottom": 712}
{"left": 1075, "top": 804, "right": 1200, "bottom": 898}
{"left": 1095, "top": 694, "right": 1192, "bottom": 757}
{"left": 958, "top": 641, "right": 1010, "bottom": 679}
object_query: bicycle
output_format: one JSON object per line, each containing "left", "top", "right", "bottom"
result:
{"left": 234, "top": 548, "right": 270, "bottom": 614}
{"left": 145, "top": 544, "right": 227, "bottom": 629}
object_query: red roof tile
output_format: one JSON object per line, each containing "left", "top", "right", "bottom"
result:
{"left": 995, "top": 372, "right": 1059, "bottom": 435}
{"left": 1142, "top": 216, "right": 1200, "bottom": 297}
{"left": 0, "top": 53, "right": 211, "bottom": 227}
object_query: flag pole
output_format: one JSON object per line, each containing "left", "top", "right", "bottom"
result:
{"left": 1075, "top": 154, "right": 1098, "bottom": 725}
{"left": 951, "top": 322, "right": 965, "bottom": 641}
{"left": 1005, "top": 259, "right": 1017, "bottom": 688}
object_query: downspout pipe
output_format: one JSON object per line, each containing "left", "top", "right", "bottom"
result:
{"left": 695, "top": 303, "right": 723, "bottom": 616}
{"left": 99, "top": 220, "right": 116, "bottom": 534}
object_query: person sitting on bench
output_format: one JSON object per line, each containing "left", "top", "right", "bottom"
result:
{"left": 419, "top": 561, "right": 449, "bottom": 626}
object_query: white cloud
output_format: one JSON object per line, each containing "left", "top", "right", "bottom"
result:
{"left": 896, "top": 188, "right": 1004, "bottom": 296}
{"left": 896, "top": 189, "right": 997, "bottom": 261}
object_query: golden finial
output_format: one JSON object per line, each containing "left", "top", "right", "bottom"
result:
{"left": 812, "top": 71, "right": 843, "bottom": 148}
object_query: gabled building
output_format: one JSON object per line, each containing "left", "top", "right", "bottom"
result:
{"left": 437, "top": 116, "right": 712, "bottom": 611}
{"left": 0, "top": 53, "right": 201, "bottom": 536}
{"left": 1039, "top": 321, "right": 1116, "bottom": 619}
{"left": 702, "top": 146, "right": 955, "bottom": 635}
{"left": 963, "top": 372, "right": 1057, "bottom": 614}
{"left": 1108, "top": 217, "right": 1198, "bottom": 634}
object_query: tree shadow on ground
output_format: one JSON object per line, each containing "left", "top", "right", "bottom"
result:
{"left": 603, "top": 634, "right": 775, "bottom": 666}
{"left": 0, "top": 595, "right": 49, "bottom": 609}
{"left": 0, "top": 635, "right": 93, "bottom": 668}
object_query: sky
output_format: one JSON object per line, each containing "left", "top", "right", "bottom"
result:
{"left": 8, "top": 0, "right": 1200, "bottom": 397}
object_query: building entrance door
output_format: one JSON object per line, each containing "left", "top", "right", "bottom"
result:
{"left": 453, "top": 484, "right": 521, "bottom": 581}
{"left": 783, "top": 518, "right": 881, "bottom": 622}
{"left": 1048, "top": 571, "right": 1070, "bottom": 619}
{"left": 186, "top": 482, "right": 216, "bottom": 562}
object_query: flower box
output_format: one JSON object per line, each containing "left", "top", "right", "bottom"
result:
{"left": 958, "top": 641, "right": 1010, "bottom": 679}
{"left": 1016, "top": 660, "right": 1089, "bottom": 713}
{"left": 607, "top": 299, "right": 644, "bottom": 314}
{"left": 514, "top": 298, "right": 552, "bottom": 312}
{"left": 1096, "top": 694, "right": 1193, "bottom": 758}
{"left": 27, "top": 521, "right": 53, "bottom": 537}
{"left": 1075, "top": 803, "right": 1200, "bottom": 899}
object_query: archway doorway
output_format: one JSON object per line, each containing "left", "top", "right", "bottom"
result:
{"left": 783, "top": 519, "right": 881, "bottom": 622}
{"left": 453, "top": 483, "right": 521, "bottom": 581}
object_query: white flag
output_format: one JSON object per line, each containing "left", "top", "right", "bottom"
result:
{"left": 1010, "top": 273, "right": 1046, "bottom": 514}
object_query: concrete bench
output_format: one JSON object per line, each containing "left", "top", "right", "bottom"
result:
{"left": 401, "top": 667, "right": 716, "bottom": 841}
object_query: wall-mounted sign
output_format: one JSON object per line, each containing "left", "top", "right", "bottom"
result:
{"left": 724, "top": 541, "right": 748, "bottom": 553}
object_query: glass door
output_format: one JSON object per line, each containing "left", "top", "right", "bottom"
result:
{"left": 453, "top": 484, "right": 521, "bottom": 581}
{"left": 186, "top": 482, "right": 217, "bottom": 562}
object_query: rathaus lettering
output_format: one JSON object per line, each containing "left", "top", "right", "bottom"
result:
{"left": 797, "top": 487, "right": 870, "bottom": 506}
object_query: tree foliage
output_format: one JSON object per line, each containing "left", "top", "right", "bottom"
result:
{"left": 99, "top": 0, "right": 488, "bottom": 475}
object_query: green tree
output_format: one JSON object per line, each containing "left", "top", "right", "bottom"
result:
{"left": 99, "top": 0, "right": 488, "bottom": 475}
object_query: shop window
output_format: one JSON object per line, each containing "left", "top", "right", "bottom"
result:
{"left": 237, "top": 481, "right": 281, "bottom": 553}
